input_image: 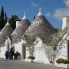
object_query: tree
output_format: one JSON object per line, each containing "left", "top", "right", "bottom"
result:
{"left": 23, "top": 35, "right": 36, "bottom": 57}
{"left": 0, "top": 6, "right": 19, "bottom": 30}
{"left": 4, "top": 12, "right": 8, "bottom": 23}
{"left": 9, "top": 15, "right": 19, "bottom": 29}
{"left": 0, "top": 6, "right": 6, "bottom": 30}
{"left": 1, "top": 6, "right": 4, "bottom": 18}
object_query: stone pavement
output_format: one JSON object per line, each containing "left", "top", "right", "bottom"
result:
{"left": 0, "top": 59, "right": 66, "bottom": 69}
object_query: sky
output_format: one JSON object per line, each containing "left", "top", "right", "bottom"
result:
{"left": 0, "top": 0, "right": 69, "bottom": 29}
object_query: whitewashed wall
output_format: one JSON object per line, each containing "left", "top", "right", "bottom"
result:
{"left": 55, "top": 40, "right": 68, "bottom": 63}
{"left": 34, "top": 37, "right": 50, "bottom": 63}
{"left": 14, "top": 42, "right": 22, "bottom": 58}
{"left": 55, "top": 34, "right": 69, "bottom": 67}
{"left": 0, "top": 47, "right": 6, "bottom": 58}
{"left": 0, "top": 37, "right": 11, "bottom": 58}
{"left": 25, "top": 37, "right": 50, "bottom": 63}
{"left": 0, "top": 34, "right": 69, "bottom": 65}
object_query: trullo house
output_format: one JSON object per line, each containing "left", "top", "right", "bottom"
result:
{"left": 0, "top": 22, "right": 14, "bottom": 57}
{"left": 0, "top": 9, "right": 69, "bottom": 64}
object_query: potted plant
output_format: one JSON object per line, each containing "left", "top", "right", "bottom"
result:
{"left": 28, "top": 56, "right": 35, "bottom": 63}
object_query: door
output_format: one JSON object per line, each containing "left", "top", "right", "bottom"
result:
{"left": 22, "top": 45, "right": 26, "bottom": 59}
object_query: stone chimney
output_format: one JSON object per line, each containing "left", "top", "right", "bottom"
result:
{"left": 62, "top": 16, "right": 69, "bottom": 30}
{"left": 16, "top": 20, "right": 21, "bottom": 28}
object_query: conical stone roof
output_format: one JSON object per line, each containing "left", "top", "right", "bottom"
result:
{"left": 0, "top": 22, "right": 14, "bottom": 47}
{"left": 25, "top": 11, "right": 55, "bottom": 37}
{"left": 11, "top": 13, "right": 30, "bottom": 44}
{"left": 24, "top": 12, "right": 69, "bottom": 46}
{"left": 24, "top": 10, "right": 57, "bottom": 46}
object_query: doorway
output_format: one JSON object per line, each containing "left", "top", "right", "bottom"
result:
{"left": 22, "top": 45, "right": 26, "bottom": 59}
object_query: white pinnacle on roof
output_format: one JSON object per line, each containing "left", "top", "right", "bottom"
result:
{"left": 37, "top": 8, "right": 43, "bottom": 16}
{"left": 22, "top": 12, "right": 27, "bottom": 20}
{"left": 6, "top": 21, "right": 10, "bottom": 25}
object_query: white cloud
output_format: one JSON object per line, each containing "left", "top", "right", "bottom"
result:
{"left": 47, "top": 0, "right": 69, "bottom": 22}
{"left": 53, "top": 8, "right": 69, "bottom": 21}
{"left": 64, "top": 0, "right": 69, "bottom": 7}
{"left": 31, "top": 0, "right": 47, "bottom": 8}
{"left": 32, "top": 3, "right": 39, "bottom": 8}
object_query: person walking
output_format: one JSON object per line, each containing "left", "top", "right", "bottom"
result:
{"left": 10, "top": 46, "right": 15, "bottom": 59}
{"left": 14, "top": 51, "right": 20, "bottom": 60}
{"left": 5, "top": 51, "right": 10, "bottom": 59}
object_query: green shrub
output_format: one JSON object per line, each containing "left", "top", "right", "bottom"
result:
{"left": 63, "top": 59, "right": 69, "bottom": 64}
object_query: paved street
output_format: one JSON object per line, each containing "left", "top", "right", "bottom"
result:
{"left": 0, "top": 59, "right": 65, "bottom": 69}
